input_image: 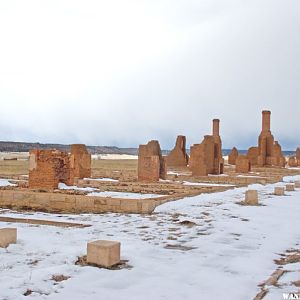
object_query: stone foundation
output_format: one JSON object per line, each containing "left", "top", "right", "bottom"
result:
{"left": 0, "top": 189, "right": 180, "bottom": 214}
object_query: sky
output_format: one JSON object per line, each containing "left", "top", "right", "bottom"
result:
{"left": 0, "top": 0, "right": 299, "bottom": 150}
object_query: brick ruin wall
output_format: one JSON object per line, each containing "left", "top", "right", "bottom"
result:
{"left": 228, "top": 147, "right": 238, "bottom": 165}
{"left": 29, "top": 145, "right": 91, "bottom": 190}
{"left": 247, "top": 111, "right": 286, "bottom": 167}
{"left": 189, "top": 119, "right": 224, "bottom": 176}
{"left": 165, "top": 135, "right": 189, "bottom": 167}
{"left": 235, "top": 155, "right": 251, "bottom": 173}
{"left": 138, "top": 140, "right": 166, "bottom": 182}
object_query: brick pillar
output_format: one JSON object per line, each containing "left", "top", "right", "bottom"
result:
{"left": 212, "top": 119, "right": 220, "bottom": 137}
{"left": 262, "top": 110, "right": 271, "bottom": 132}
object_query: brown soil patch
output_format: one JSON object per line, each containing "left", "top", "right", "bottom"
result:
{"left": 0, "top": 216, "right": 91, "bottom": 228}
{"left": 51, "top": 274, "right": 70, "bottom": 282}
{"left": 275, "top": 250, "right": 300, "bottom": 265}
{"left": 164, "top": 244, "right": 197, "bottom": 251}
{"left": 178, "top": 220, "right": 197, "bottom": 227}
{"left": 75, "top": 255, "right": 133, "bottom": 270}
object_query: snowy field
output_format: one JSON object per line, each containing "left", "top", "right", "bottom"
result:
{"left": 0, "top": 176, "right": 300, "bottom": 300}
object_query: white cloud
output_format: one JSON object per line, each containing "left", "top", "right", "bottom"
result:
{"left": 0, "top": 0, "right": 299, "bottom": 149}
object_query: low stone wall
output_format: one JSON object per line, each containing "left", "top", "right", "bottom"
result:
{"left": 0, "top": 190, "right": 177, "bottom": 214}
{"left": 177, "top": 175, "right": 282, "bottom": 185}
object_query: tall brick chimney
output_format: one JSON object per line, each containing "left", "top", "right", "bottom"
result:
{"left": 212, "top": 119, "right": 220, "bottom": 137}
{"left": 262, "top": 110, "right": 271, "bottom": 132}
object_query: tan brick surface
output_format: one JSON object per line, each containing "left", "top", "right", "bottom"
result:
{"left": 87, "top": 240, "right": 120, "bottom": 267}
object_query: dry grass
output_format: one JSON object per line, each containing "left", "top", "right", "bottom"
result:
{"left": 0, "top": 159, "right": 138, "bottom": 177}
{"left": 92, "top": 159, "right": 137, "bottom": 172}
{"left": 0, "top": 160, "right": 29, "bottom": 176}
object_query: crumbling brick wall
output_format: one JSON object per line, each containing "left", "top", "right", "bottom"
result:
{"left": 189, "top": 119, "right": 224, "bottom": 176}
{"left": 29, "top": 150, "right": 72, "bottom": 190}
{"left": 228, "top": 147, "right": 238, "bottom": 165}
{"left": 247, "top": 111, "right": 285, "bottom": 167}
{"left": 70, "top": 144, "right": 91, "bottom": 179}
{"left": 165, "top": 135, "right": 189, "bottom": 167}
{"left": 28, "top": 144, "right": 91, "bottom": 190}
{"left": 235, "top": 155, "right": 251, "bottom": 173}
{"left": 296, "top": 148, "right": 300, "bottom": 160}
{"left": 189, "top": 136, "right": 214, "bottom": 176}
{"left": 212, "top": 119, "right": 224, "bottom": 174}
{"left": 138, "top": 140, "right": 166, "bottom": 182}
{"left": 288, "top": 156, "right": 298, "bottom": 167}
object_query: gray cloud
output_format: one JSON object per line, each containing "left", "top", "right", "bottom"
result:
{"left": 0, "top": 0, "right": 299, "bottom": 150}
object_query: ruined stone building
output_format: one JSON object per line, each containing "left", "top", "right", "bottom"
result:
{"left": 288, "top": 156, "right": 298, "bottom": 167}
{"left": 287, "top": 147, "right": 300, "bottom": 167}
{"left": 228, "top": 147, "right": 238, "bottom": 165}
{"left": 29, "top": 144, "right": 91, "bottom": 190}
{"left": 189, "top": 136, "right": 214, "bottom": 176}
{"left": 296, "top": 148, "right": 300, "bottom": 161}
{"left": 70, "top": 144, "right": 91, "bottom": 179}
{"left": 247, "top": 111, "right": 286, "bottom": 167}
{"left": 235, "top": 155, "right": 251, "bottom": 173}
{"left": 165, "top": 135, "right": 189, "bottom": 167}
{"left": 189, "top": 119, "right": 224, "bottom": 176}
{"left": 138, "top": 140, "right": 166, "bottom": 182}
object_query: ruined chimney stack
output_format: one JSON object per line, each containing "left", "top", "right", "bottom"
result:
{"left": 262, "top": 110, "right": 271, "bottom": 132}
{"left": 212, "top": 119, "right": 220, "bottom": 137}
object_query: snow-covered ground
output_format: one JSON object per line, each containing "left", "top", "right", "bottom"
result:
{"left": 58, "top": 183, "right": 96, "bottom": 192}
{"left": 0, "top": 179, "right": 16, "bottom": 187}
{"left": 0, "top": 176, "right": 300, "bottom": 300}
{"left": 84, "top": 178, "right": 119, "bottom": 182}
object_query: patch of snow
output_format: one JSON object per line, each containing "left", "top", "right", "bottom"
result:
{"left": 58, "top": 183, "right": 96, "bottom": 192}
{"left": 167, "top": 171, "right": 190, "bottom": 176}
{"left": 84, "top": 178, "right": 119, "bottom": 182}
{"left": 283, "top": 175, "right": 300, "bottom": 182}
{"left": 0, "top": 179, "right": 17, "bottom": 187}
{"left": 208, "top": 174, "right": 229, "bottom": 177}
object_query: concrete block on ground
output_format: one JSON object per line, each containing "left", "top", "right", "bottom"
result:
{"left": 0, "top": 228, "right": 17, "bottom": 248}
{"left": 274, "top": 187, "right": 285, "bottom": 196}
{"left": 285, "top": 184, "right": 295, "bottom": 191}
{"left": 245, "top": 190, "right": 258, "bottom": 205}
{"left": 87, "top": 240, "right": 120, "bottom": 268}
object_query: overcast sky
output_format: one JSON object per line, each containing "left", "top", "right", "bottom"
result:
{"left": 0, "top": 0, "right": 299, "bottom": 150}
